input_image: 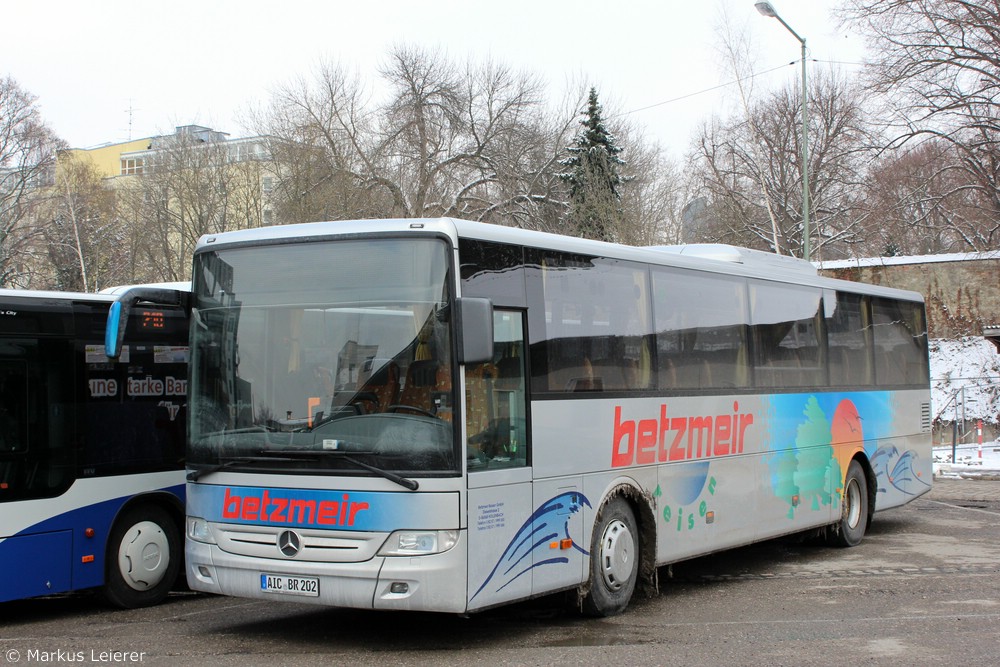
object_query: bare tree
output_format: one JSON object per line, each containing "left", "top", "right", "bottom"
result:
{"left": 0, "top": 76, "right": 62, "bottom": 287}
{"left": 258, "top": 46, "right": 573, "bottom": 226}
{"left": 857, "top": 139, "right": 1000, "bottom": 255}
{"left": 468, "top": 83, "right": 583, "bottom": 234}
{"left": 840, "top": 0, "right": 1000, "bottom": 248}
{"left": 709, "top": 8, "right": 784, "bottom": 251}
{"left": 117, "top": 129, "right": 270, "bottom": 281}
{"left": 616, "top": 140, "right": 687, "bottom": 246}
{"left": 690, "top": 70, "right": 876, "bottom": 259}
{"left": 41, "top": 156, "right": 123, "bottom": 291}
{"left": 252, "top": 46, "right": 687, "bottom": 242}
{"left": 256, "top": 60, "right": 393, "bottom": 222}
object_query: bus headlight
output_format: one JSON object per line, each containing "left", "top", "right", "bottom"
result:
{"left": 186, "top": 516, "right": 217, "bottom": 544}
{"left": 377, "top": 530, "right": 458, "bottom": 556}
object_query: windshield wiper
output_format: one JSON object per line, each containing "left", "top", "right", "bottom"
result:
{"left": 186, "top": 454, "right": 303, "bottom": 482}
{"left": 274, "top": 449, "right": 419, "bottom": 491}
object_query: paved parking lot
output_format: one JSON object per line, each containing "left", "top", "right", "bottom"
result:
{"left": 1, "top": 479, "right": 998, "bottom": 666}
{"left": 930, "top": 476, "right": 1000, "bottom": 503}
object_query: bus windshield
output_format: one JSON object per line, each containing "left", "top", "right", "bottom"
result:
{"left": 188, "top": 237, "right": 457, "bottom": 477}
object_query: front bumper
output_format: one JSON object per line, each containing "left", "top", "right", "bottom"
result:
{"left": 185, "top": 530, "right": 469, "bottom": 613}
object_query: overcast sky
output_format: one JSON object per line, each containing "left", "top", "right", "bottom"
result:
{"left": 3, "top": 0, "right": 865, "bottom": 159}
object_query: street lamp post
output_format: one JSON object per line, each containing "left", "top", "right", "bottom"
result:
{"left": 755, "top": 1, "right": 811, "bottom": 261}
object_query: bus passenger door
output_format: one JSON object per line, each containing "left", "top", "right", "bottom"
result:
{"left": 466, "top": 311, "right": 533, "bottom": 612}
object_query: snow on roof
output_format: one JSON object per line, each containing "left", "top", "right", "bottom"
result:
{"left": 818, "top": 250, "right": 1000, "bottom": 270}
{"left": 649, "top": 243, "right": 818, "bottom": 276}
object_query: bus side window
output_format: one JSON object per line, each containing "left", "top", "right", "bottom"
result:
{"left": 827, "top": 291, "right": 872, "bottom": 387}
{"left": 467, "top": 311, "right": 527, "bottom": 470}
{"left": 872, "top": 297, "right": 928, "bottom": 386}
{"left": 652, "top": 268, "right": 750, "bottom": 391}
{"left": 0, "top": 341, "right": 74, "bottom": 500}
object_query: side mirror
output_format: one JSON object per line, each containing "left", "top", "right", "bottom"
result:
{"left": 105, "top": 287, "right": 190, "bottom": 359}
{"left": 455, "top": 297, "right": 493, "bottom": 365}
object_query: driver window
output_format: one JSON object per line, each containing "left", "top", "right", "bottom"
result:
{"left": 467, "top": 311, "right": 527, "bottom": 471}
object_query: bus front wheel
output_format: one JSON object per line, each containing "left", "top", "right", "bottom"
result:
{"left": 103, "top": 505, "right": 181, "bottom": 608}
{"left": 828, "top": 460, "right": 869, "bottom": 548}
{"left": 582, "top": 497, "right": 638, "bottom": 617}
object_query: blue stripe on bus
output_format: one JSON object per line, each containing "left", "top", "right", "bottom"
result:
{"left": 0, "top": 484, "right": 184, "bottom": 602}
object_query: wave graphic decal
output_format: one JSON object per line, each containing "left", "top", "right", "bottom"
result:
{"left": 471, "top": 491, "right": 591, "bottom": 601}
{"left": 872, "top": 445, "right": 930, "bottom": 495}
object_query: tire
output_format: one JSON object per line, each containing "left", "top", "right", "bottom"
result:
{"left": 103, "top": 504, "right": 181, "bottom": 608}
{"left": 828, "top": 460, "right": 869, "bottom": 548}
{"left": 582, "top": 497, "right": 639, "bottom": 617}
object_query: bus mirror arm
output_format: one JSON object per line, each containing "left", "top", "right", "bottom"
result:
{"left": 455, "top": 297, "right": 493, "bottom": 365}
{"left": 105, "top": 287, "right": 192, "bottom": 360}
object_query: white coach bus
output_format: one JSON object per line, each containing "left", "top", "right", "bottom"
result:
{"left": 184, "top": 218, "right": 931, "bottom": 616}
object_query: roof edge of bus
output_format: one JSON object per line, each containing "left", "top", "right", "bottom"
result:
{"left": 647, "top": 244, "right": 818, "bottom": 276}
{"left": 194, "top": 218, "right": 459, "bottom": 251}
{"left": 99, "top": 281, "right": 191, "bottom": 295}
{"left": 0, "top": 282, "right": 190, "bottom": 303}
{"left": 189, "top": 219, "right": 923, "bottom": 301}
{"left": 191, "top": 220, "right": 802, "bottom": 279}
{"left": 0, "top": 287, "right": 117, "bottom": 301}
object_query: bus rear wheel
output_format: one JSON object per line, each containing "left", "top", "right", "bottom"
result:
{"left": 103, "top": 505, "right": 181, "bottom": 608}
{"left": 828, "top": 460, "right": 869, "bottom": 548}
{"left": 582, "top": 497, "right": 638, "bottom": 617}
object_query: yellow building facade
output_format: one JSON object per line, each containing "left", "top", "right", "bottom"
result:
{"left": 57, "top": 136, "right": 158, "bottom": 179}
{"left": 43, "top": 126, "right": 278, "bottom": 286}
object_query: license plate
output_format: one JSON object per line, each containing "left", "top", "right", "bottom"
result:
{"left": 260, "top": 573, "right": 320, "bottom": 597}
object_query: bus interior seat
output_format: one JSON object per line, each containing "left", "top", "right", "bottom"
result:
{"left": 658, "top": 358, "right": 677, "bottom": 389}
{"left": 563, "top": 356, "right": 600, "bottom": 392}
{"left": 395, "top": 360, "right": 451, "bottom": 417}
{"left": 464, "top": 362, "right": 497, "bottom": 437}
{"left": 704, "top": 351, "right": 732, "bottom": 387}
{"left": 593, "top": 358, "right": 625, "bottom": 390}
{"left": 697, "top": 358, "right": 713, "bottom": 387}
{"left": 355, "top": 362, "right": 400, "bottom": 413}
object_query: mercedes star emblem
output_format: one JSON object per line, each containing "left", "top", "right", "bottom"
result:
{"left": 277, "top": 530, "right": 301, "bottom": 557}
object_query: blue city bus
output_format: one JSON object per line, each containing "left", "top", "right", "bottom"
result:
{"left": 0, "top": 286, "right": 189, "bottom": 607}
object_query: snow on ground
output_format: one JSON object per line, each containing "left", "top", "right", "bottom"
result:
{"left": 929, "top": 337, "right": 1000, "bottom": 423}
{"left": 933, "top": 442, "right": 1000, "bottom": 479}
{"left": 929, "top": 336, "right": 1000, "bottom": 478}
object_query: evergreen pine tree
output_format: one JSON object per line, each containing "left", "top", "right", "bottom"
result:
{"left": 558, "top": 88, "right": 627, "bottom": 242}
